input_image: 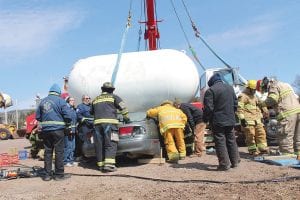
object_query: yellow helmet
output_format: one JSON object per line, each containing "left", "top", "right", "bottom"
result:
{"left": 161, "top": 100, "right": 173, "bottom": 106}
{"left": 247, "top": 80, "right": 257, "bottom": 90}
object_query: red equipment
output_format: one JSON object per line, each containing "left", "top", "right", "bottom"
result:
{"left": 144, "top": 0, "right": 160, "bottom": 50}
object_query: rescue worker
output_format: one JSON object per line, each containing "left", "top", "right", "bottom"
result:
{"left": 255, "top": 80, "right": 268, "bottom": 102}
{"left": 174, "top": 99, "right": 206, "bottom": 157}
{"left": 146, "top": 100, "right": 187, "bottom": 162}
{"left": 36, "top": 84, "right": 72, "bottom": 181}
{"left": 75, "top": 94, "right": 94, "bottom": 161}
{"left": 237, "top": 80, "right": 269, "bottom": 155}
{"left": 91, "top": 82, "right": 130, "bottom": 172}
{"left": 203, "top": 73, "right": 240, "bottom": 171}
{"left": 29, "top": 129, "right": 44, "bottom": 159}
{"left": 261, "top": 77, "right": 300, "bottom": 156}
{"left": 64, "top": 96, "right": 77, "bottom": 167}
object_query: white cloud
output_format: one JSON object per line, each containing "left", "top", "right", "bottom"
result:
{"left": 206, "top": 14, "right": 281, "bottom": 49}
{"left": 0, "top": 8, "right": 83, "bottom": 56}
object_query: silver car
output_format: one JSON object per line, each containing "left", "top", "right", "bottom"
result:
{"left": 82, "top": 112, "right": 161, "bottom": 158}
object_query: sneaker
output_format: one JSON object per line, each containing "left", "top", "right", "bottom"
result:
{"left": 103, "top": 165, "right": 117, "bottom": 172}
{"left": 64, "top": 163, "right": 73, "bottom": 167}
{"left": 54, "top": 173, "right": 71, "bottom": 181}
{"left": 42, "top": 175, "right": 52, "bottom": 181}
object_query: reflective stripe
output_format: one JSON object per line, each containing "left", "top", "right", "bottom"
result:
{"left": 246, "top": 119, "right": 262, "bottom": 125}
{"left": 93, "top": 97, "right": 114, "bottom": 104}
{"left": 104, "top": 158, "right": 115, "bottom": 164}
{"left": 49, "top": 92, "right": 60, "bottom": 96}
{"left": 81, "top": 117, "right": 93, "bottom": 122}
{"left": 238, "top": 114, "right": 245, "bottom": 119}
{"left": 238, "top": 102, "right": 245, "bottom": 108}
{"left": 40, "top": 121, "right": 65, "bottom": 125}
{"left": 168, "top": 152, "right": 179, "bottom": 161}
{"left": 248, "top": 144, "right": 257, "bottom": 151}
{"left": 277, "top": 107, "right": 300, "bottom": 120}
{"left": 280, "top": 89, "right": 292, "bottom": 99}
{"left": 185, "top": 143, "right": 193, "bottom": 147}
{"left": 179, "top": 152, "right": 186, "bottom": 157}
{"left": 244, "top": 104, "right": 257, "bottom": 110}
{"left": 94, "top": 118, "right": 119, "bottom": 124}
{"left": 97, "top": 161, "right": 104, "bottom": 167}
{"left": 184, "top": 132, "right": 193, "bottom": 138}
{"left": 257, "top": 143, "right": 267, "bottom": 149}
{"left": 121, "top": 109, "right": 129, "bottom": 115}
{"left": 70, "top": 125, "right": 76, "bottom": 128}
{"left": 269, "top": 93, "right": 279, "bottom": 102}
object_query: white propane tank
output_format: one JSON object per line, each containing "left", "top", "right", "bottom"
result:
{"left": 68, "top": 49, "right": 199, "bottom": 112}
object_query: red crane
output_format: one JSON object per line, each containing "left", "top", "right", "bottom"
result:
{"left": 144, "top": 0, "right": 160, "bottom": 50}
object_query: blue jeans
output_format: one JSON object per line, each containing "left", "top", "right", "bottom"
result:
{"left": 64, "top": 135, "right": 75, "bottom": 164}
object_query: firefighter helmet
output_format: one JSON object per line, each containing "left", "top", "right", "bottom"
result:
{"left": 247, "top": 80, "right": 257, "bottom": 90}
{"left": 101, "top": 82, "right": 115, "bottom": 90}
{"left": 161, "top": 100, "right": 173, "bottom": 106}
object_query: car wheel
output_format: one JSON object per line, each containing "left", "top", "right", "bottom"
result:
{"left": 0, "top": 128, "right": 11, "bottom": 140}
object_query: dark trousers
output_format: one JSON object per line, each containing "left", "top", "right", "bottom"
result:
{"left": 94, "top": 124, "right": 118, "bottom": 164}
{"left": 42, "top": 130, "right": 65, "bottom": 176}
{"left": 75, "top": 125, "right": 93, "bottom": 157}
{"left": 212, "top": 125, "right": 240, "bottom": 168}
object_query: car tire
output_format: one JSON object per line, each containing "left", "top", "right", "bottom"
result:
{"left": 0, "top": 128, "right": 11, "bottom": 140}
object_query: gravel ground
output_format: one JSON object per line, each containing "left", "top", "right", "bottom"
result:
{"left": 0, "top": 138, "right": 299, "bottom": 200}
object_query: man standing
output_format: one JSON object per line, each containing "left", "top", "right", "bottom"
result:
{"left": 203, "top": 73, "right": 240, "bottom": 171}
{"left": 36, "top": 84, "right": 72, "bottom": 181}
{"left": 262, "top": 77, "right": 300, "bottom": 156}
{"left": 237, "top": 80, "right": 269, "bottom": 155}
{"left": 76, "top": 94, "right": 94, "bottom": 160}
{"left": 147, "top": 100, "right": 187, "bottom": 162}
{"left": 174, "top": 99, "right": 206, "bottom": 157}
{"left": 91, "top": 82, "right": 130, "bottom": 172}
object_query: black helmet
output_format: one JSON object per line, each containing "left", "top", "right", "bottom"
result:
{"left": 101, "top": 82, "right": 115, "bottom": 92}
{"left": 261, "top": 77, "right": 269, "bottom": 92}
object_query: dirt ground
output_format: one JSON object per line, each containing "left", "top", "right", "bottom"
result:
{"left": 0, "top": 138, "right": 299, "bottom": 200}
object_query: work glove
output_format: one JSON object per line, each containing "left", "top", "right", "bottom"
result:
{"left": 240, "top": 119, "right": 248, "bottom": 128}
{"left": 123, "top": 117, "right": 131, "bottom": 124}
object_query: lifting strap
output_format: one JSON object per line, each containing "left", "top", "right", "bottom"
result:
{"left": 111, "top": 0, "right": 133, "bottom": 86}
{"left": 180, "top": 0, "right": 232, "bottom": 69}
{"left": 169, "top": 0, "right": 206, "bottom": 71}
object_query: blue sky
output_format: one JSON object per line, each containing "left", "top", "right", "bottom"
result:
{"left": 1, "top": 0, "right": 299, "bottom": 109}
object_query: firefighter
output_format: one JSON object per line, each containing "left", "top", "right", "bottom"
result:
{"left": 36, "top": 83, "right": 72, "bottom": 181}
{"left": 237, "top": 80, "right": 269, "bottom": 155}
{"left": 146, "top": 100, "right": 187, "bottom": 162}
{"left": 29, "top": 129, "right": 44, "bottom": 159}
{"left": 75, "top": 94, "right": 94, "bottom": 161}
{"left": 173, "top": 99, "right": 206, "bottom": 157}
{"left": 91, "top": 82, "right": 130, "bottom": 172}
{"left": 261, "top": 77, "right": 300, "bottom": 156}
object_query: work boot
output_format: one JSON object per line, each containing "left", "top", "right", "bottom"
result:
{"left": 54, "top": 173, "right": 71, "bottom": 181}
{"left": 259, "top": 148, "right": 270, "bottom": 155}
{"left": 217, "top": 165, "right": 231, "bottom": 171}
{"left": 249, "top": 151, "right": 259, "bottom": 156}
{"left": 42, "top": 175, "right": 52, "bottom": 181}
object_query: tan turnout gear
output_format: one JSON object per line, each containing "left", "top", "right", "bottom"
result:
{"left": 146, "top": 103, "right": 187, "bottom": 161}
{"left": 264, "top": 80, "right": 300, "bottom": 155}
{"left": 237, "top": 88, "right": 269, "bottom": 154}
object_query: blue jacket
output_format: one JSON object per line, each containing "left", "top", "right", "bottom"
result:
{"left": 67, "top": 104, "right": 77, "bottom": 133}
{"left": 76, "top": 103, "right": 94, "bottom": 127}
{"left": 36, "top": 93, "right": 72, "bottom": 132}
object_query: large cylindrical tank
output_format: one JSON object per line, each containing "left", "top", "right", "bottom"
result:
{"left": 68, "top": 49, "right": 199, "bottom": 112}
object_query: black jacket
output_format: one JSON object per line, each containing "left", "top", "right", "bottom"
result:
{"left": 203, "top": 73, "right": 237, "bottom": 127}
{"left": 179, "top": 103, "right": 203, "bottom": 129}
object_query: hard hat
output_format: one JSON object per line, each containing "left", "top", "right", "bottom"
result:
{"left": 161, "top": 100, "right": 173, "bottom": 106}
{"left": 101, "top": 82, "right": 115, "bottom": 90}
{"left": 247, "top": 80, "right": 257, "bottom": 90}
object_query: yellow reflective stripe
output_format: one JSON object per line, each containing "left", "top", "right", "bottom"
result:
{"left": 247, "top": 120, "right": 256, "bottom": 125}
{"left": 40, "top": 121, "right": 65, "bottom": 125}
{"left": 244, "top": 104, "right": 257, "bottom": 110}
{"left": 121, "top": 109, "right": 129, "bottom": 115}
{"left": 238, "top": 102, "right": 245, "bottom": 108}
{"left": 168, "top": 152, "right": 179, "bottom": 160}
{"left": 280, "top": 89, "right": 292, "bottom": 99}
{"left": 94, "top": 97, "right": 114, "bottom": 104}
{"left": 277, "top": 107, "right": 300, "bottom": 120}
{"left": 185, "top": 143, "right": 193, "bottom": 147}
{"left": 269, "top": 93, "right": 279, "bottom": 102}
{"left": 248, "top": 144, "right": 257, "bottom": 151}
{"left": 257, "top": 143, "right": 267, "bottom": 149}
{"left": 179, "top": 152, "right": 186, "bottom": 157}
{"left": 81, "top": 117, "right": 93, "bottom": 122}
{"left": 104, "top": 158, "right": 115, "bottom": 164}
{"left": 94, "top": 118, "right": 119, "bottom": 124}
{"left": 97, "top": 161, "right": 104, "bottom": 167}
